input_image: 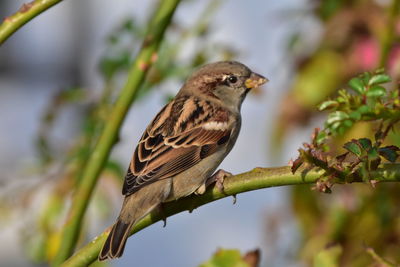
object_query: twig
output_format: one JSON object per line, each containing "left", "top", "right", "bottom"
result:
{"left": 0, "top": 0, "right": 64, "bottom": 45}
{"left": 51, "top": 0, "right": 182, "bottom": 265}
{"left": 366, "top": 246, "right": 397, "bottom": 267}
{"left": 61, "top": 164, "right": 400, "bottom": 267}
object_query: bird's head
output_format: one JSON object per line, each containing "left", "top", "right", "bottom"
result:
{"left": 180, "top": 61, "right": 268, "bottom": 110}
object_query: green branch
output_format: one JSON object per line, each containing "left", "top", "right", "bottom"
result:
{"left": 51, "top": 0, "right": 182, "bottom": 265}
{"left": 0, "top": 0, "right": 64, "bottom": 45}
{"left": 61, "top": 164, "right": 400, "bottom": 267}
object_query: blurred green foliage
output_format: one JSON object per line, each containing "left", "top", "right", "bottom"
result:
{"left": 313, "top": 245, "right": 342, "bottom": 267}
{"left": 279, "top": 1, "right": 400, "bottom": 266}
{"left": 293, "top": 70, "right": 399, "bottom": 190}
{"left": 5, "top": 0, "right": 400, "bottom": 266}
{"left": 272, "top": 0, "right": 400, "bottom": 154}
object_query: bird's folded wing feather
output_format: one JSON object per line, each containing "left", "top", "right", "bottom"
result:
{"left": 122, "top": 97, "right": 233, "bottom": 196}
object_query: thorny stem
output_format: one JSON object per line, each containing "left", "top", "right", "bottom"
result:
{"left": 60, "top": 164, "right": 400, "bottom": 267}
{"left": 51, "top": 0, "right": 182, "bottom": 265}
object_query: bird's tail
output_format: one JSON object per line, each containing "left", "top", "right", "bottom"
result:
{"left": 98, "top": 219, "right": 134, "bottom": 261}
{"left": 98, "top": 178, "right": 171, "bottom": 261}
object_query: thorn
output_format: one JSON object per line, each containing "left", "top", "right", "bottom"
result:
{"left": 288, "top": 158, "right": 294, "bottom": 167}
{"left": 19, "top": 2, "right": 35, "bottom": 13}
{"left": 370, "top": 179, "right": 378, "bottom": 188}
{"left": 151, "top": 52, "right": 158, "bottom": 63}
{"left": 158, "top": 203, "right": 167, "bottom": 227}
{"left": 138, "top": 60, "right": 149, "bottom": 71}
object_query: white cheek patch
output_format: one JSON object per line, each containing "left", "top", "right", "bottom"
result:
{"left": 202, "top": 121, "right": 229, "bottom": 130}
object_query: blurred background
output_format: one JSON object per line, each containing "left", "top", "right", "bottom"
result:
{"left": 1, "top": 0, "right": 400, "bottom": 266}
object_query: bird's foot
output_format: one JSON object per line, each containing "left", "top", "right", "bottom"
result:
{"left": 195, "top": 169, "right": 233, "bottom": 196}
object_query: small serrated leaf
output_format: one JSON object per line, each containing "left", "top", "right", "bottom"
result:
{"left": 358, "top": 138, "right": 372, "bottom": 150}
{"left": 366, "top": 85, "right": 387, "bottom": 97}
{"left": 319, "top": 100, "right": 338, "bottom": 111}
{"left": 379, "top": 146, "right": 400, "bottom": 162}
{"left": 326, "top": 111, "right": 349, "bottom": 124}
{"left": 357, "top": 105, "right": 371, "bottom": 115}
{"left": 368, "top": 74, "right": 391, "bottom": 85}
{"left": 349, "top": 77, "right": 365, "bottom": 94}
{"left": 344, "top": 141, "right": 362, "bottom": 156}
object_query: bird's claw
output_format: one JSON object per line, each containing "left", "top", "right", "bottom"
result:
{"left": 211, "top": 169, "right": 232, "bottom": 194}
{"left": 196, "top": 169, "right": 232, "bottom": 195}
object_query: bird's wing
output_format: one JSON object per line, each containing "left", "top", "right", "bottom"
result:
{"left": 122, "top": 96, "right": 234, "bottom": 196}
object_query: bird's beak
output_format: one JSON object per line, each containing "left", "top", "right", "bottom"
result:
{"left": 245, "top": 72, "right": 269, "bottom": 89}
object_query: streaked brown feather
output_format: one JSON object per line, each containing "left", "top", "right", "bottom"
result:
{"left": 122, "top": 96, "right": 233, "bottom": 196}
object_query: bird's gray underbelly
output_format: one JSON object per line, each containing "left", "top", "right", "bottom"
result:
{"left": 165, "top": 148, "right": 226, "bottom": 201}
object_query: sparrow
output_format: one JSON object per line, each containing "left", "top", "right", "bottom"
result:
{"left": 99, "top": 61, "right": 268, "bottom": 261}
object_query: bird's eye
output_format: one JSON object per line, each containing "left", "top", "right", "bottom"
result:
{"left": 227, "top": 75, "right": 238, "bottom": 84}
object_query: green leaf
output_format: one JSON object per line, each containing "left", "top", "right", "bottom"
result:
{"left": 349, "top": 111, "right": 361, "bottom": 120}
{"left": 344, "top": 141, "right": 362, "bottom": 156}
{"left": 330, "top": 121, "right": 342, "bottom": 131}
{"left": 379, "top": 146, "right": 400, "bottom": 162}
{"left": 316, "top": 131, "right": 328, "bottom": 144}
{"left": 358, "top": 138, "right": 372, "bottom": 150}
{"left": 326, "top": 111, "right": 349, "bottom": 124}
{"left": 357, "top": 105, "right": 371, "bottom": 115}
{"left": 336, "top": 96, "right": 346, "bottom": 103}
{"left": 349, "top": 77, "right": 365, "bottom": 94}
{"left": 361, "top": 72, "right": 371, "bottom": 85}
{"left": 319, "top": 100, "right": 338, "bottom": 111}
{"left": 368, "top": 73, "right": 391, "bottom": 85}
{"left": 343, "top": 119, "right": 353, "bottom": 128}
{"left": 338, "top": 89, "right": 350, "bottom": 102}
{"left": 337, "top": 126, "right": 347, "bottom": 135}
{"left": 199, "top": 249, "right": 250, "bottom": 267}
{"left": 366, "top": 85, "right": 387, "bottom": 97}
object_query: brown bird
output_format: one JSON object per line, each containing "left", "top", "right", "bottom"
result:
{"left": 99, "top": 61, "right": 267, "bottom": 260}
